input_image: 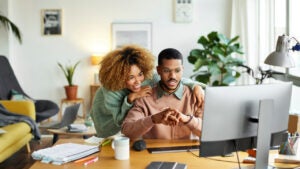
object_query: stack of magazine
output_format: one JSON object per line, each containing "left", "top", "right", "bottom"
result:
{"left": 68, "top": 124, "right": 88, "bottom": 132}
{"left": 31, "top": 143, "right": 99, "bottom": 165}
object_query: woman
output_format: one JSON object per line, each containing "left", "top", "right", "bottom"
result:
{"left": 90, "top": 45, "right": 204, "bottom": 138}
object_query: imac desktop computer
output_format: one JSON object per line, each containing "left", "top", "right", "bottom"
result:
{"left": 200, "top": 82, "right": 292, "bottom": 168}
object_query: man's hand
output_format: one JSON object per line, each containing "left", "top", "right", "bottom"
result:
{"left": 151, "top": 108, "right": 179, "bottom": 126}
{"left": 127, "top": 86, "right": 152, "bottom": 103}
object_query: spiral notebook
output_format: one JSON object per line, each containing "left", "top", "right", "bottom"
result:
{"left": 31, "top": 143, "right": 99, "bottom": 165}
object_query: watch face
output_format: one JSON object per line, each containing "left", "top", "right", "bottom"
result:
{"left": 174, "top": 0, "right": 193, "bottom": 23}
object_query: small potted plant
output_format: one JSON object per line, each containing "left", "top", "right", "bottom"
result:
{"left": 58, "top": 60, "right": 80, "bottom": 100}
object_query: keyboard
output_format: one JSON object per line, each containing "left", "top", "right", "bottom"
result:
{"left": 147, "top": 145, "right": 199, "bottom": 154}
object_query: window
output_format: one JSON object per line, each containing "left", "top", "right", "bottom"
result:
{"left": 288, "top": 0, "right": 300, "bottom": 77}
{"left": 273, "top": 0, "right": 300, "bottom": 86}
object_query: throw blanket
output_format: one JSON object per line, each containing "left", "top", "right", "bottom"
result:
{"left": 0, "top": 104, "right": 41, "bottom": 140}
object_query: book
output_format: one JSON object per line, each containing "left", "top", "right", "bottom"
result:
{"left": 31, "top": 143, "right": 99, "bottom": 165}
{"left": 146, "top": 161, "right": 187, "bottom": 169}
{"left": 274, "top": 154, "right": 300, "bottom": 164}
{"left": 68, "top": 124, "right": 87, "bottom": 132}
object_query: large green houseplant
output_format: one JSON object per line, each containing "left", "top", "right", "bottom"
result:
{"left": 188, "top": 31, "right": 244, "bottom": 86}
{"left": 58, "top": 61, "right": 80, "bottom": 100}
{"left": 0, "top": 14, "right": 22, "bottom": 43}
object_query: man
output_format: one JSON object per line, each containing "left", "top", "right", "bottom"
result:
{"left": 122, "top": 48, "right": 203, "bottom": 140}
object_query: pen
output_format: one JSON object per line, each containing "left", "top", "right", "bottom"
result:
{"left": 83, "top": 157, "right": 98, "bottom": 166}
{"left": 101, "top": 139, "right": 111, "bottom": 146}
{"left": 74, "top": 155, "right": 97, "bottom": 163}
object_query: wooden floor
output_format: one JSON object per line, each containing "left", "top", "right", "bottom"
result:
{"left": 0, "top": 136, "right": 53, "bottom": 169}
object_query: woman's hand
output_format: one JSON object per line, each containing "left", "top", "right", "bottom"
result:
{"left": 193, "top": 85, "right": 204, "bottom": 115}
{"left": 127, "top": 86, "right": 152, "bottom": 103}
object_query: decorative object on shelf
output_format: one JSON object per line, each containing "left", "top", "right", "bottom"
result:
{"left": 111, "top": 22, "right": 152, "bottom": 51}
{"left": 264, "top": 34, "right": 300, "bottom": 68}
{"left": 0, "top": 13, "right": 22, "bottom": 43}
{"left": 174, "top": 0, "right": 193, "bottom": 23}
{"left": 188, "top": 31, "right": 244, "bottom": 86}
{"left": 90, "top": 55, "right": 103, "bottom": 84}
{"left": 41, "top": 9, "right": 62, "bottom": 36}
{"left": 58, "top": 60, "right": 80, "bottom": 100}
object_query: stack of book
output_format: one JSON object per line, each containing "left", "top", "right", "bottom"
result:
{"left": 31, "top": 143, "right": 99, "bottom": 165}
{"left": 68, "top": 124, "right": 88, "bottom": 132}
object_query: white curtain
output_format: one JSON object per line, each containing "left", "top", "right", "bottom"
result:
{"left": 230, "top": 0, "right": 275, "bottom": 84}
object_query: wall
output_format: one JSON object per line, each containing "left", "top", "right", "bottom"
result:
{"left": 1, "top": 0, "right": 231, "bottom": 115}
{"left": 0, "top": 0, "right": 9, "bottom": 56}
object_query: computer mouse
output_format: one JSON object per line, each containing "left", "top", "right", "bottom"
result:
{"left": 132, "top": 139, "right": 146, "bottom": 151}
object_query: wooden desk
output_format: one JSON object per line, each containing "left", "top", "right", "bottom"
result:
{"left": 29, "top": 139, "right": 299, "bottom": 169}
{"left": 47, "top": 127, "right": 96, "bottom": 144}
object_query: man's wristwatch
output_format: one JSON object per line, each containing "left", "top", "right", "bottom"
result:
{"left": 184, "top": 115, "right": 193, "bottom": 124}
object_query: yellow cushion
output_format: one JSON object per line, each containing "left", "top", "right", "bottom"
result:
{"left": 0, "top": 123, "right": 31, "bottom": 153}
{"left": 0, "top": 100, "right": 35, "bottom": 120}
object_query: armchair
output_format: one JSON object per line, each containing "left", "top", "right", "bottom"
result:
{"left": 0, "top": 55, "right": 59, "bottom": 122}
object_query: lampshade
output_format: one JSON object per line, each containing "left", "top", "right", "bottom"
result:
{"left": 90, "top": 55, "right": 103, "bottom": 65}
{"left": 264, "top": 35, "right": 295, "bottom": 68}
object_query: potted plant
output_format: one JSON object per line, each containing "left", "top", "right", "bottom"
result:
{"left": 0, "top": 14, "right": 22, "bottom": 43}
{"left": 188, "top": 31, "right": 245, "bottom": 86}
{"left": 58, "top": 61, "right": 80, "bottom": 100}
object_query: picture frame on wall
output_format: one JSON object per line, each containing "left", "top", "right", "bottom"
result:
{"left": 111, "top": 22, "right": 152, "bottom": 51}
{"left": 41, "top": 9, "right": 62, "bottom": 36}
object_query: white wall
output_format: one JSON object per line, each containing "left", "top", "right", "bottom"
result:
{"left": 1, "top": 0, "right": 231, "bottom": 115}
{"left": 0, "top": 0, "right": 9, "bottom": 56}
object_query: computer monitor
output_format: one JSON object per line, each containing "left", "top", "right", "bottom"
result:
{"left": 200, "top": 82, "right": 292, "bottom": 168}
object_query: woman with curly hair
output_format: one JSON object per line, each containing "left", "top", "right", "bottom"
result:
{"left": 90, "top": 45, "right": 205, "bottom": 138}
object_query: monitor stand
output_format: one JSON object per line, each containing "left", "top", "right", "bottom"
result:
{"left": 235, "top": 99, "right": 274, "bottom": 169}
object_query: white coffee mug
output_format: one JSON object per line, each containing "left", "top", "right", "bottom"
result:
{"left": 111, "top": 136, "right": 130, "bottom": 160}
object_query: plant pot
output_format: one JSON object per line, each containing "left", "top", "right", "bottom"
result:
{"left": 64, "top": 85, "right": 78, "bottom": 100}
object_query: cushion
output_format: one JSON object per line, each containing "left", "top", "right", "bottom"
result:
{"left": 9, "top": 89, "right": 34, "bottom": 102}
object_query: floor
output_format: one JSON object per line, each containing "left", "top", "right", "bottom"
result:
{"left": 0, "top": 135, "right": 53, "bottom": 169}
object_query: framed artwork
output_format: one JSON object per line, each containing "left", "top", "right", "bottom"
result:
{"left": 41, "top": 9, "right": 62, "bottom": 36}
{"left": 111, "top": 22, "right": 152, "bottom": 50}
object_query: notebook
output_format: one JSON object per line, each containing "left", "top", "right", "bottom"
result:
{"left": 31, "top": 143, "right": 99, "bottom": 165}
{"left": 40, "top": 104, "right": 80, "bottom": 129}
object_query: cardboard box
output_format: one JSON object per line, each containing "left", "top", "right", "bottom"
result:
{"left": 288, "top": 114, "right": 300, "bottom": 134}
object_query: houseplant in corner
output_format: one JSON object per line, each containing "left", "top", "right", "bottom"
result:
{"left": 58, "top": 61, "right": 80, "bottom": 100}
{"left": 188, "top": 31, "right": 245, "bottom": 86}
{"left": 0, "top": 14, "right": 22, "bottom": 43}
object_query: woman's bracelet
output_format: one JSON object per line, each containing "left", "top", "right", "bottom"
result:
{"left": 184, "top": 115, "right": 193, "bottom": 125}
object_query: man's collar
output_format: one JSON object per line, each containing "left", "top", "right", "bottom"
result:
{"left": 157, "top": 81, "right": 184, "bottom": 100}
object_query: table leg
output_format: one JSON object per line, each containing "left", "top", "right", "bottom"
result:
{"left": 52, "top": 134, "right": 59, "bottom": 144}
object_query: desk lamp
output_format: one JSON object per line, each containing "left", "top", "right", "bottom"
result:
{"left": 264, "top": 34, "right": 300, "bottom": 68}
{"left": 90, "top": 55, "right": 103, "bottom": 84}
{"left": 242, "top": 35, "right": 300, "bottom": 84}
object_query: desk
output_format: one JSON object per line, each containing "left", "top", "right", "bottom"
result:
{"left": 60, "top": 98, "right": 85, "bottom": 120}
{"left": 29, "top": 139, "right": 300, "bottom": 169}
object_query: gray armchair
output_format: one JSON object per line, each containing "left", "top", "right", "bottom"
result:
{"left": 0, "top": 55, "right": 59, "bottom": 122}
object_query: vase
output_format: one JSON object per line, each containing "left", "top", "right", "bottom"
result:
{"left": 64, "top": 85, "right": 78, "bottom": 100}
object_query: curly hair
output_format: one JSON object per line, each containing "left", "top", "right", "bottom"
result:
{"left": 99, "top": 45, "right": 155, "bottom": 91}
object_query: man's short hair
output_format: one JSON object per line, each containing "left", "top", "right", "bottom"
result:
{"left": 158, "top": 48, "right": 183, "bottom": 65}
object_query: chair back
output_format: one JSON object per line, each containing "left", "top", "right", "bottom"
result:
{"left": 0, "top": 56, "right": 27, "bottom": 100}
